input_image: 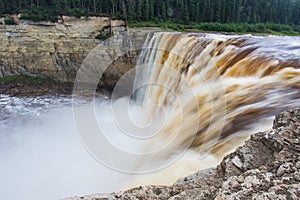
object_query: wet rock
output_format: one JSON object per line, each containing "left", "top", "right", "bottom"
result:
{"left": 0, "top": 76, "right": 74, "bottom": 97}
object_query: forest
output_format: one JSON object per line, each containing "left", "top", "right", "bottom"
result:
{"left": 1, "top": 0, "right": 300, "bottom": 34}
{"left": 1, "top": 0, "right": 300, "bottom": 24}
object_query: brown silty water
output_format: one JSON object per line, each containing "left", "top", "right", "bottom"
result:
{"left": 130, "top": 33, "right": 300, "bottom": 177}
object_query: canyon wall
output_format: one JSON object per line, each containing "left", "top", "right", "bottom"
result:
{"left": 0, "top": 16, "right": 149, "bottom": 89}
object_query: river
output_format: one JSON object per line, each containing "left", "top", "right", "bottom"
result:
{"left": 0, "top": 33, "right": 300, "bottom": 199}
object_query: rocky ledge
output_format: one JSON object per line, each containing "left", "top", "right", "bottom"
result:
{"left": 68, "top": 108, "right": 300, "bottom": 200}
{"left": 0, "top": 75, "right": 114, "bottom": 97}
{"left": 0, "top": 76, "right": 74, "bottom": 96}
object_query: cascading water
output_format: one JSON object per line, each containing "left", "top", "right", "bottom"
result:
{"left": 122, "top": 32, "right": 300, "bottom": 185}
{"left": 132, "top": 32, "right": 300, "bottom": 159}
{"left": 0, "top": 32, "right": 300, "bottom": 199}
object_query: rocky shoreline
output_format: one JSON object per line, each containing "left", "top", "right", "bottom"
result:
{"left": 0, "top": 76, "right": 74, "bottom": 97}
{"left": 0, "top": 75, "right": 114, "bottom": 97}
{"left": 66, "top": 108, "right": 300, "bottom": 200}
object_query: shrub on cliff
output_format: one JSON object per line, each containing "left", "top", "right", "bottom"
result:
{"left": 69, "top": 8, "right": 87, "bottom": 18}
{"left": 95, "top": 32, "right": 112, "bottom": 41}
{"left": 4, "top": 17, "right": 16, "bottom": 25}
{"left": 20, "top": 13, "right": 57, "bottom": 22}
{"left": 111, "top": 14, "right": 126, "bottom": 21}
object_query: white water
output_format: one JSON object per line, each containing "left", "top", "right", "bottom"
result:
{"left": 0, "top": 95, "right": 222, "bottom": 200}
{"left": 0, "top": 96, "right": 123, "bottom": 199}
{"left": 1, "top": 32, "right": 300, "bottom": 200}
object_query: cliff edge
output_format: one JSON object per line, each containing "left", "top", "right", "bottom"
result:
{"left": 0, "top": 16, "right": 149, "bottom": 90}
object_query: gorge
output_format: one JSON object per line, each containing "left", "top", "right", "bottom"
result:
{"left": 0, "top": 17, "right": 300, "bottom": 200}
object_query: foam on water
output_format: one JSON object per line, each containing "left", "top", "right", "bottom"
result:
{"left": 0, "top": 95, "right": 222, "bottom": 200}
{"left": 1, "top": 32, "right": 300, "bottom": 200}
{"left": 0, "top": 96, "right": 129, "bottom": 199}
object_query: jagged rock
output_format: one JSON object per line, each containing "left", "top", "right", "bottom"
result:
{"left": 67, "top": 108, "right": 300, "bottom": 200}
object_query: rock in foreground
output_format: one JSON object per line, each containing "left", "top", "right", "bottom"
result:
{"left": 67, "top": 108, "right": 300, "bottom": 200}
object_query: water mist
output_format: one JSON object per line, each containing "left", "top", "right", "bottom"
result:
{"left": 1, "top": 32, "right": 300, "bottom": 200}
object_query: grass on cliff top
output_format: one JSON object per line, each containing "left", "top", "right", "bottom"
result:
{"left": 0, "top": 75, "right": 51, "bottom": 84}
{"left": 128, "top": 21, "right": 300, "bottom": 36}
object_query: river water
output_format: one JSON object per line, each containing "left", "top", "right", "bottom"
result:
{"left": 1, "top": 33, "right": 300, "bottom": 199}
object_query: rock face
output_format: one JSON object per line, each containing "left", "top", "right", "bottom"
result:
{"left": 0, "top": 16, "right": 148, "bottom": 89}
{"left": 67, "top": 108, "right": 300, "bottom": 200}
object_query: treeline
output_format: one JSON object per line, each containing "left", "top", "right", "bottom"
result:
{"left": 130, "top": 21, "right": 300, "bottom": 35}
{"left": 127, "top": 0, "right": 300, "bottom": 25}
{"left": 0, "top": 0, "right": 300, "bottom": 25}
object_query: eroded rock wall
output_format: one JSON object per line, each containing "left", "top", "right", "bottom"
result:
{"left": 0, "top": 16, "right": 147, "bottom": 87}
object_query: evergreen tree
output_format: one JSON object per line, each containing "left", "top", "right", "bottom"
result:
{"left": 0, "top": 0, "right": 299, "bottom": 25}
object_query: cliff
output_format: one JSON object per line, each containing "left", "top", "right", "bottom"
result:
{"left": 0, "top": 16, "right": 149, "bottom": 90}
{"left": 67, "top": 108, "right": 300, "bottom": 199}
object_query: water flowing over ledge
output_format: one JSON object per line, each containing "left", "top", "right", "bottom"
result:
{"left": 71, "top": 32, "right": 300, "bottom": 192}
{"left": 130, "top": 32, "right": 300, "bottom": 160}
{"left": 1, "top": 32, "right": 300, "bottom": 200}
{"left": 66, "top": 108, "right": 300, "bottom": 200}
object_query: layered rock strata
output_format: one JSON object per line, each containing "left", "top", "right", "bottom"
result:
{"left": 0, "top": 16, "right": 149, "bottom": 91}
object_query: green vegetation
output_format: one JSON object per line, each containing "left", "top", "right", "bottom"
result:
{"left": 19, "top": 13, "right": 57, "bottom": 22}
{"left": 129, "top": 21, "right": 300, "bottom": 35}
{"left": 1, "top": 0, "right": 300, "bottom": 24}
{"left": 95, "top": 32, "right": 112, "bottom": 40}
{"left": 0, "top": 75, "right": 49, "bottom": 84}
{"left": 95, "top": 25, "right": 112, "bottom": 40}
{"left": 0, "top": 0, "right": 300, "bottom": 34}
{"left": 4, "top": 17, "right": 16, "bottom": 25}
{"left": 126, "top": 0, "right": 300, "bottom": 25}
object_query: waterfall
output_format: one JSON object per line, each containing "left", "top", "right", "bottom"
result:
{"left": 68, "top": 31, "right": 300, "bottom": 189}
{"left": 1, "top": 33, "right": 299, "bottom": 200}
{"left": 132, "top": 32, "right": 300, "bottom": 162}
